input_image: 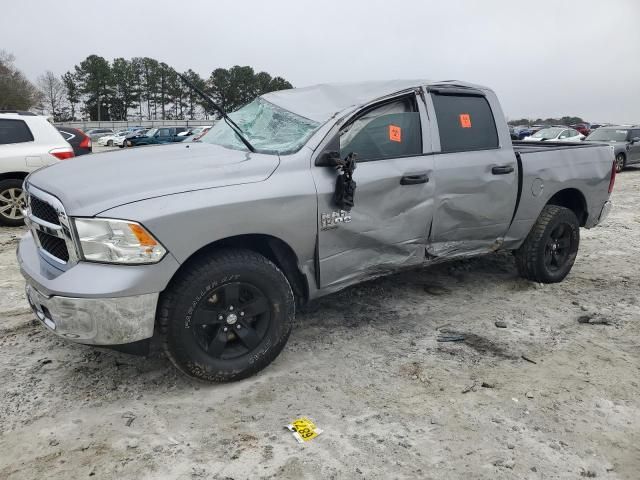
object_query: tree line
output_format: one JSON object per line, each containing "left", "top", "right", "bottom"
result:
{"left": 508, "top": 116, "right": 586, "bottom": 126}
{"left": 0, "top": 50, "right": 293, "bottom": 122}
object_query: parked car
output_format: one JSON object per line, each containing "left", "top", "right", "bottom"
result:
{"left": 571, "top": 123, "right": 591, "bottom": 136}
{"left": 97, "top": 130, "right": 129, "bottom": 147}
{"left": 57, "top": 126, "right": 92, "bottom": 156}
{"left": 125, "top": 127, "right": 188, "bottom": 146}
{"left": 0, "top": 111, "right": 74, "bottom": 226}
{"left": 183, "top": 126, "right": 213, "bottom": 142}
{"left": 178, "top": 125, "right": 213, "bottom": 137}
{"left": 18, "top": 80, "right": 615, "bottom": 381}
{"left": 116, "top": 129, "right": 147, "bottom": 147}
{"left": 117, "top": 129, "right": 148, "bottom": 148}
{"left": 83, "top": 128, "right": 114, "bottom": 141}
{"left": 514, "top": 125, "right": 548, "bottom": 140}
{"left": 523, "top": 127, "right": 584, "bottom": 142}
{"left": 583, "top": 126, "right": 640, "bottom": 172}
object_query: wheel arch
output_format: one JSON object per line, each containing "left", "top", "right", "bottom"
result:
{"left": 546, "top": 188, "right": 588, "bottom": 226}
{"left": 167, "top": 234, "right": 309, "bottom": 305}
{"left": 0, "top": 171, "right": 29, "bottom": 182}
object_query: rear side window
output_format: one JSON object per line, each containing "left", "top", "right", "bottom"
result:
{"left": 340, "top": 97, "right": 422, "bottom": 162}
{"left": 0, "top": 119, "right": 34, "bottom": 145}
{"left": 431, "top": 94, "right": 498, "bottom": 153}
{"left": 59, "top": 130, "right": 74, "bottom": 141}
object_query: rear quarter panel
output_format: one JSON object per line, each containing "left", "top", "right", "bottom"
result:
{"left": 504, "top": 144, "right": 614, "bottom": 248}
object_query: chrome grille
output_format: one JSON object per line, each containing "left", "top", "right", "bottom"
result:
{"left": 36, "top": 231, "right": 70, "bottom": 262}
{"left": 30, "top": 196, "right": 60, "bottom": 225}
{"left": 25, "top": 185, "right": 78, "bottom": 267}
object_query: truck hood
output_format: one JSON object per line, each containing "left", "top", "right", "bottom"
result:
{"left": 27, "top": 142, "right": 280, "bottom": 216}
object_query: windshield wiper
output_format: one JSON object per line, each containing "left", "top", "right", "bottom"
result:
{"left": 177, "top": 72, "right": 256, "bottom": 153}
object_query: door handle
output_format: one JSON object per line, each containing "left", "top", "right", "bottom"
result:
{"left": 491, "top": 165, "right": 515, "bottom": 175}
{"left": 400, "top": 174, "right": 429, "bottom": 185}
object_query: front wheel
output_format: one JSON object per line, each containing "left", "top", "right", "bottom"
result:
{"left": 615, "top": 153, "right": 626, "bottom": 173}
{"left": 515, "top": 205, "right": 580, "bottom": 283}
{"left": 159, "top": 249, "right": 294, "bottom": 382}
{"left": 0, "top": 179, "right": 26, "bottom": 226}
{"left": 107, "top": 140, "right": 114, "bottom": 147}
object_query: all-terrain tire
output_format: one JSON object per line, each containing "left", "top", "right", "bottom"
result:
{"left": 158, "top": 248, "right": 294, "bottom": 382}
{"left": 0, "top": 178, "right": 26, "bottom": 227}
{"left": 515, "top": 205, "right": 580, "bottom": 283}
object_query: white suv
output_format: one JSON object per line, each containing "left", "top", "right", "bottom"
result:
{"left": 0, "top": 111, "right": 74, "bottom": 226}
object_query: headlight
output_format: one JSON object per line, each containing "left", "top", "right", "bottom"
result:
{"left": 74, "top": 218, "right": 166, "bottom": 264}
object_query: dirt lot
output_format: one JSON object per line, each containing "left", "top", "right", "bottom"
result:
{"left": 0, "top": 169, "right": 638, "bottom": 480}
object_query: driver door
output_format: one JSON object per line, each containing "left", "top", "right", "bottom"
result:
{"left": 312, "top": 93, "right": 435, "bottom": 290}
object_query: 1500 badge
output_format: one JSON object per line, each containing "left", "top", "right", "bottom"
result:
{"left": 321, "top": 210, "right": 352, "bottom": 230}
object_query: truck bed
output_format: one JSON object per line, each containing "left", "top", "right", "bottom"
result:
{"left": 512, "top": 140, "right": 608, "bottom": 154}
{"left": 503, "top": 140, "right": 614, "bottom": 249}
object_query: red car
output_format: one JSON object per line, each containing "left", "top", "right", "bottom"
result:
{"left": 572, "top": 123, "right": 591, "bottom": 136}
{"left": 57, "top": 126, "right": 92, "bottom": 156}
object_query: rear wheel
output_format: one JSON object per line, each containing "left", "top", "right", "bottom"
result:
{"left": 0, "top": 179, "right": 26, "bottom": 227}
{"left": 615, "top": 153, "right": 626, "bottom": 173}
{"left": 515, "top": 205, "right": 580, "bottom": 283}
{"left": 159, "top": 249, "right": 294, "bottom": 382}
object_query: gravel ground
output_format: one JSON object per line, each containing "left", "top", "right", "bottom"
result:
{"left": 0, "top": 167, "right": 638, "bottom": 479}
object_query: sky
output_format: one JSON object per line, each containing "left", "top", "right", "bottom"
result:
{"left": 2, "top": 0, "right": 639, "bottom": 123}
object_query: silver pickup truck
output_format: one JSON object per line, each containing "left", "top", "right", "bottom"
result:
{"left": 17, "top": 80, "right": 616, "bottom": 382}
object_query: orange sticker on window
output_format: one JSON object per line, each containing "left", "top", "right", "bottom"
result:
{"left": 389, "top": 125, "right": 402, "bottom": 142}
{"left": 459, "top": 114, "right": 472, "bottom": 128}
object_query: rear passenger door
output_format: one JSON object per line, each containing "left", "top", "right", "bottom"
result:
{"left": 426, "top": 88, "right": 518, "bottom": 256}
{"left": 0, "top": 118, "right": 41, "bottom": 169}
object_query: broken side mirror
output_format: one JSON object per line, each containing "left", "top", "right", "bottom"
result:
{"left": 316, "top": 150, "right": 341, "bottom": 167}
{"left": 315, "top": 135, "right": 341, "bottom": 167}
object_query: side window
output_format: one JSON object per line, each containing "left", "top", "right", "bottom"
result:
{"left": 431, "top": 94, "right": 498, "bottom": 152}
{"left": 0, "top": 119, "right": 34, "bottom": 145}
{"left": 339, "top": 97, "right": 422, "bottom": 162}
{"left": 559, "top": 130, "right": 570, "bottom": 139}
{"left": 158, "top": 128, "right": 171, "bottom": 137}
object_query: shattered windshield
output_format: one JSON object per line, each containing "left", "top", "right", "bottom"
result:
{"left": 199, "top": 97, "right": 320, "bottom": 154}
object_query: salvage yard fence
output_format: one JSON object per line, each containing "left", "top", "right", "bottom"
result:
{"left": 55, "top": 119, "right": 214, "bottom": 130}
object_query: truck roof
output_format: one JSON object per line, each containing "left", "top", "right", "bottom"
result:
{"left": 261, "top": 79, "right": 490, "bottom": 123}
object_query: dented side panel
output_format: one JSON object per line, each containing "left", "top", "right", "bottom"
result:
{"left": 425, "top": 90, "right": 519, "bottom": 257}
{"left": 313, "top": 155, "right": 435, "bottom": 289}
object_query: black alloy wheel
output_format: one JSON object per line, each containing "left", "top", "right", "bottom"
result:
{"left": 190, "top": 282, "right": 271, "bottom": 360}
{"left": 543, "top": 223, "right": 573, "bottom": 272}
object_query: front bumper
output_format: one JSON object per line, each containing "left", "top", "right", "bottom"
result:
{"left": 17, "top": 231, "right": 180, "bottom": 346}
{"left": 25, "top": 283, "right": 158, "bottom": 345}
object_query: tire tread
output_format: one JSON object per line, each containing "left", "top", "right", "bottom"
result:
{"left": 158, "top": 248, "right": 294, "bottom": 382}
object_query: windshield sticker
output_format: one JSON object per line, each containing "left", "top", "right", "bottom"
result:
{"left": 459, "top": 114, "right": 472, "bottom": 128}
{"left": 389, "top": 125, "right": 402, "bottom": 142}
